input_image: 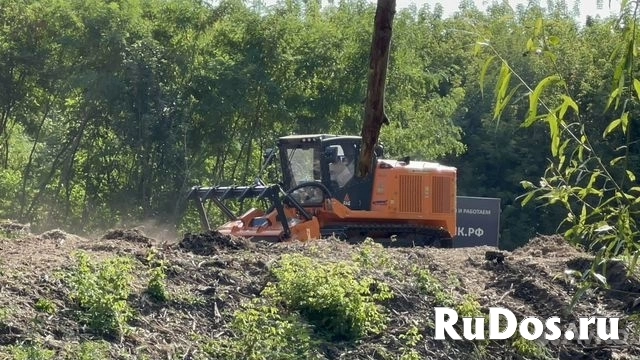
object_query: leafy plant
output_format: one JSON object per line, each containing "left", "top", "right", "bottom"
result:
{"left": 146, "top": 249, "right": 168, "bottom": 302}
{"left": 63, "top": 251, "right": 135, "bottom": 337}
{"left": 206, "top": 253, "right": 394, "bottom": 358}
{"left": 65, "top": 340, "right": 110, "bottom": 360}
{"left": 353, "top": 237, "right": 392, "bottom": 269}
{"left": 35, "top": 298, "right": 56, "bottom": 315}
{"left": 399, "top": 325, "right": 423, "bottom": 360}
{"left": 412, "top": 266, "right": 455, "bottom": 307}
{"left": 7, "top": 343, "right": 55, "bottom": 360}
{"left": 0, "top": 307, "right": 10, "bottom": 324}
{"left": 262, "top": 253, "right": 394, "bottom": 341}
{"left": 456, "top": 294, "right": 483, "bottom": 318}
{"left": 476, "top": 4, "right": 640, "bottom": 305}
{"left": 512, "top": 335, "right": 549, "bottom": 359}
{"left": 204, "top": 299, "right": 320, "bottom": 360}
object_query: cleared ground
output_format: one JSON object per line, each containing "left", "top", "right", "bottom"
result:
{"left": 0, "top": 221, "right": 638, "bottom": 359}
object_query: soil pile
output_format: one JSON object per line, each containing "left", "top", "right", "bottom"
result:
{"left": 0, "top": 220, "right": 30, "bottom": 235}
{"left": 0, "top": 227, "right": 637, "bottom": 359}
{"left": 102, "top": 228, "right": 153, "bottom": 245}
{"left": 178, "top": 230, "right": 255, "bottom": 255}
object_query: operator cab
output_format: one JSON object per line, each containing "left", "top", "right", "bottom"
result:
{"left": 276, "top": 134, "right": 378, "bottom": 210}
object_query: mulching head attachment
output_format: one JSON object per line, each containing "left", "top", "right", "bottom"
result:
{"left": 186, "top": 183, "right": 312, "bottom": 240}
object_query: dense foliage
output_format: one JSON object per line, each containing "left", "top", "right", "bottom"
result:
{"left": 0, "top": 0, "right": 629, "bottom": 249}
{"left": 478, "top": 0, "right": 640, "bottom": 297}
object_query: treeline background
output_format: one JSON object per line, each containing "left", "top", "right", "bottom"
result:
{"left": 0, "top": 0, "right": 629, "bottom": 249}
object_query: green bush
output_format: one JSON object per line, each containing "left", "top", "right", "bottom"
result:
{"left": 65, "top": 340, "right": 110, "bottom": 360}
{"left": 7, "top": 343, "right": 55, "bottom": 360}
{"left": 206, "top": 254, "right": 395, "bottom": 358}
{"left": 353, "top": 238, "right": 392, "bottom": 269}
{"left": 455, "top": 294, "right": 483, "bottom": 318}
{"left": 399, "top": 325, "right": 424, "bottom": 360}
{"left": 512, "top": 335, "right": 549, "bottom": 359}
{"left": 262, "top": 253, "right": 393, "bottom": 341}
{"left": 413, "top": 266, "right": 455, "bottom": 307}
{"left": 146, "top": 250, "right": 168, "bottom": 302}
{"left": 64, "top": 252, "right": 135, "bottom": 337}
{"left": 205, "top": 300, "right": 319, "bottom": 360}
{"left": 35, "top": 298, "right": 57, "bottom": 315}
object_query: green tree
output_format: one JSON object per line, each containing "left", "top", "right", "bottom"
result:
{"left": 478, "top": 0, "right": 640, "bottom": 294}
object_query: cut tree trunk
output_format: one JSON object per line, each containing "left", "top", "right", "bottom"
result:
{"left": 357, "top": 0, "right": 395, "bottom": 178}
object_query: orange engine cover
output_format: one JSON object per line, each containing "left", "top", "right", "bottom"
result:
{"left": 316, "top": 158, "right": 457, "bottom": 238}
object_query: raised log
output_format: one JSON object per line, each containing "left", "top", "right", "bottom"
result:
{"left": 357, "top": 0, "right": 395, "bottom": 178}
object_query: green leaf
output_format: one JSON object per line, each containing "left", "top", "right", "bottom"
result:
{"left": 605, "top": 66, "right": 624, "bottom": 112}
{"left": 595, "top": 223, "right": 613, "bottom": 232}
{"left": 633, "top": 78, "right": 640, "bottom": 101}
{"left": 522, "top": 114, "right": 546, "bottom": 128}
{"left": 629, "top": 252, "right": 640, "bottom": 276}
{"left": 493, "top": 62, "right": 512, "bottom": 121}
{"left": 578, "top": 134, "right": 587, "bottom": 162}
{"left": 592, "top": 272, "right": 607, "bottom": 286}
{"left": 607, "top": 76, "right": 622, "bottom": 111}
{"left": 545, "top": 111, "right": 561, "bottom": 157}
{"left": 526, "top": 75, "right": 562, "bottom": 126}
{"left": 520, "top": 180, "right": 535, "bottom": 190}
{"left": 558, "top": 139, "right": 570, "bottom": 169}
{"left": 559, "top": 95, "right": 579, "bottom": 119}
{"left": 627, "top": 170, "right": 636, "bottom": 182}
{"left": 610, "top": 156, "right": 625, "bottom": 166}
{"left": 551, "top": 130, "right": 561, "bottom": 157}
{"left": 520, "top": 191, "right": 537, "bottom": 206}
{"left": 534, "top": 18, "right": 543, "bottom": 37}
{"left": 569, "top": 286, "right": 588, "bottom": 311}
{"left": 621, "top": 112, "right": 629, "bottom": 135}
{"left": 479, "top": 55, "right": 496, "bottom": 98}
{"left": 495, "top": 84, "right": 522, "bottom": 124}
{"left": 603, "top": 118, "right": 621, "bottom": 137}
{"left": 526, "top": 38, "right": 534, "bottom": 51}
{"left": 578, "top": 171, "right": 600, "bottom": 198}
{"left": 548, "top": 35, "right": 560, "bottom": 46}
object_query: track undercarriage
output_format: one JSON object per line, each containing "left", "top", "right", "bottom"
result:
{"left": 320, "top": 223, "right": 453, "bottom": 248}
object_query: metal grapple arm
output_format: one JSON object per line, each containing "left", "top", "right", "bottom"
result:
{"left": 186, "top": 183, "right": 312, "bottom": 239}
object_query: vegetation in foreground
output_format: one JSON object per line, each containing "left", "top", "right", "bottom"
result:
{"left": 0, "top": 226, "right": 638, "bottom": 359}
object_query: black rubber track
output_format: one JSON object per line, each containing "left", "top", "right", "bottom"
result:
{"left": 320, "top": 223, "right": 453, "bottom": 248}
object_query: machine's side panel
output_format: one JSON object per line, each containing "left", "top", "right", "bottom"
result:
{"left": 398, "top": 174, "right": 423, "bottom": 213}
{"left": 369, "top": 163, "right": 454, "bottom": 218}
{"left": 367, "top": 163, "right": 456, "bottom": 235}
{"left": 426, "top": 171, "right": 457, "bottom": 237}
{"left": 369, "top": 164, "right": 398, "bottom": 213}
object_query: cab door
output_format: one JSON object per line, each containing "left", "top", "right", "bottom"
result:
{"left": 321, "top": 140, "right": 375, "bottom": 211}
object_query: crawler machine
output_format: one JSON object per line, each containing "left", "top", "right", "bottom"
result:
{"left": 187, "top": 134, "right": 457, "bottom": 247}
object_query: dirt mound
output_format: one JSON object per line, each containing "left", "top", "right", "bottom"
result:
{"left": 0, "top": 220, "right": 30, "bottom": 235}
{"left": 101, "top": 228, "right": 152, "bottom": 245}
{"left": 513, "top": 234, "right": 582, "bottom": 258}
{"left": 39, "top": 229, "right": 68, "bottom": 240}
{"left": 178, "top": 230, "right": 255, "bottom": 255}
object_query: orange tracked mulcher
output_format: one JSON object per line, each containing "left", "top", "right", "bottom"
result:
{"left": 187, "top": 134, "right": 457, "bottom": 247}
